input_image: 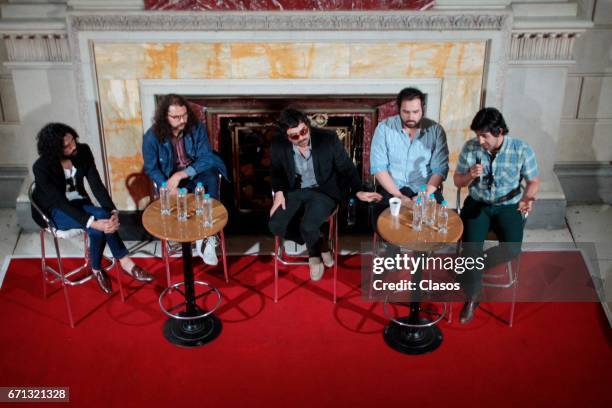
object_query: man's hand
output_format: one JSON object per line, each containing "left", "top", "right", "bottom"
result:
{"left": 167, "top": 171, "right": 188, "bottom": 194}
{"left": 270, "top": 191, "right": 286, "bottom": 216}
{"left": 518, "top": 196, "right": 535, "bottom": 214}
{"left": 91, "top": 219, "right": 118, "bottom": 234}
{"left": 469, "top": 164, "right": 483, "bottom": 180}
{"left": 356, "top": 191, "right": 383, "bottom": 203}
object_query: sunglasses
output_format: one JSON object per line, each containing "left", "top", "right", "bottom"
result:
{"left": 287, "top": 126, "right": 309, "bottom": 141}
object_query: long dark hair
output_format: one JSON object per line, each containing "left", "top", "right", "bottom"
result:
{"left": 151, "top": 94, "right": 199, "bottom": 142}
{"left": 470, "top": 107, "right": 509, "bottom": 137}
{"left": 36, "top": 122, "right": 79, "bottom": 160}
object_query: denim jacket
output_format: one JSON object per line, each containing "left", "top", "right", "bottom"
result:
{"left": 142, "top": 123, "right": 228, "bottom": 188}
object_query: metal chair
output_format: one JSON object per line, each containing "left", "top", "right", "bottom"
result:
{"left": 29, "top": 182, "right": 115, "bottom": 327}
{"left": 154, "top": 174, "right": 229, "bottom": 286}
{"left": 455, "top": 187, "right": 524, "bottom": 327}
{"left": 273, "top": 206, "right": 339, "bottom": 303}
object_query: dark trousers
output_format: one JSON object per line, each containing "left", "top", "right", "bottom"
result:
{"left": 370, "top": 186, "right": 444, "bottom": 231}
{"left": 178, "top": 169, "right": 220, "bottom": 199}
{"left": 51, "top": 200, "right": 129, "bottom": 270}
{"left": 458, "top": 196, "right": 525, "bottom": 299}
{"left": 268, "top": 189, "right": 336, "bottom": 257}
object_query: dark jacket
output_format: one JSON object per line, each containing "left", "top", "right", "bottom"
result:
{"left": 142, "top": 122, "right": 228, "bottom": 188}
{"left": 31, "top": 143, "right": 115, "bottom": 228}
{"left": 270, "top": 127, "right": 362, "bottom": 202}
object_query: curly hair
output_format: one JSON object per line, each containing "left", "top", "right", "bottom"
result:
{"left": 36, "top": 122, "right": 79, "bottom": 160}
{"left": 151, "top": 94, "right": 199, "bottom": 142}
{"left": 470, "top": 107, "right": 509, "bottom": 137}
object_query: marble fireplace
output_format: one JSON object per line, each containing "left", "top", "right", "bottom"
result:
{"left": 68, "top": 11, "right": 510, "bottom": 215}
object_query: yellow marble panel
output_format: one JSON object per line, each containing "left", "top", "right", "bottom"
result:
{"left": 94, "top": 43, "right": 149, "bottom": 79}
{"left": 98, "top": 79, "right": 146, "bottom": 210}
{"left": 177, "top": 43, "right": 232, "bottom": 79}
{"left": 350, "top": 41, "right": 486, "bottom": 78}
{"left": 231, "top": 43, "right": 349, "bottom": 78}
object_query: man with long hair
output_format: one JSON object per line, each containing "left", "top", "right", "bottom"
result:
{"left": 32, "top": 123, "right": 154, "bottom": 294}
{"left": 454, "top": 107, "right": 540, "bottom": 323}
{"left": 142, "top": 94, "right": 228, "bottom": 266}
{"left": 269, "top": 108, "right": 381, "bottom": 281}
{"left": 370, "top": 87, "right": 449, "bottom": 223}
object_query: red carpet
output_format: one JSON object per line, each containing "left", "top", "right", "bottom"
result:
{"left": 0, "top": 255, "right": 610, "bottom": 407}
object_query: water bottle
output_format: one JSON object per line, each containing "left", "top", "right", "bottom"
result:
{"left": 347, "top": 197, "right": 356, "bottom": 227}
{"left": 412, "top": 197, "right": 423, "bottom": 231}
{"left": 177, "top": 188, "right": 188, "bottom": 221}
{"left": 426, "top": 193, "right": 437, "bottom": 226}
{"left": 418, "top": 184, "right": 427, "bottom": 204}
{"left": 194, "top": 182, "right": 205, "bottom": 215}
{"left": 438, "top": 200, "right": 448, "bottom": 234}
{"left": 203, "top": 193, "right": 213, "bottom": 228}
{"left": 159, "top": 181, "right": 171, "bottom": 216}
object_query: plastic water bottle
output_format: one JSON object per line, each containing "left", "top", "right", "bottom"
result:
{"left": 418, "top": 184, "right": 427, "bottom": 204}
{"left": 438, "top": 200, "right": 448, "bottom": 234}
{"left": 194, "top": 182, "right": 205, "bottom": 215}
{"left": 347, "top": 197, "right": 356, "bottom": 227}
{"left": 159, "top": 181, "right": 171, "bottom": 216}
{"left": 412, "top": 197, "right": 423, "bottom": 231}
{"left": 177, "top": 188, "right": 188, "bottom": 221}
{"left": 203, "top": 193, "right": 213, "bottom": 228}
{"left": 426, "top": 193, "right": 437, "bottom": 226}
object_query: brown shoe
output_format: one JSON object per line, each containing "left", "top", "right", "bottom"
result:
{"left": 123, "top": 264, "right": 154, "bottom": 283}
{"left": 92, "top": 269, "right": 112, "bottom": 294}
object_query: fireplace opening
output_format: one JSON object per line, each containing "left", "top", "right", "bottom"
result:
{"left": 181, "top": 96, "right": 399, "bottom": 234}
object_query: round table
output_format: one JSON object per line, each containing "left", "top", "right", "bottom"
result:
{"left": 143, "top": 195, "right": 228, "bottom": 348}
{"left": 376, "top": 204, "right": 463, "bottom": 355}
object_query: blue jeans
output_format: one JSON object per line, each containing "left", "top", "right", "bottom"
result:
{"left": 51, "top": 200, "right": 129, "bottom": 270}
{"left": 178, "top": 169, "right": 220, "bottom": 199}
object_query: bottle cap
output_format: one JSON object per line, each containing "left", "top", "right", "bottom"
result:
{"left": 416, "top": 197, "right": 422, "bottom": 203}
{"left": 420, "top": 184, "right": 427, "bottom": 191}
{"left": 429, "top": 193, "right": 435, "bottom": 198}
{"left": 349, "top": 198, "right": 356, "bottom": 203}
{"left": 196, "top": 181, "right": 203, "bottom": 187}
{"left": 442, "top": 200, "right": 448, "bottom": 206}
{"left": 180, "top": 188, "right": 187, "bottom": 194}
{"left": 161, "top": 181, "right": 167, "bottom": 187}
{"left": 204, "top": 193, "right": 210, "bottom": 199}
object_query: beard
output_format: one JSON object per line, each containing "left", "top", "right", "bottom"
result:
{"left": 402, "top": 118, "right": 420, "bottom": 129}
{"left": 62, "top": 149, "right": 77, "bottom": 160}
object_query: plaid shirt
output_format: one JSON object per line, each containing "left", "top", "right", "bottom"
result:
{"left": 456, "top": 135, "right": 538, "bottom": 205}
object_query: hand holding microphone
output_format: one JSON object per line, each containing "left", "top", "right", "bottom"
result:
{"left": 470, "top": 155, "right": 484, "bottom": 182}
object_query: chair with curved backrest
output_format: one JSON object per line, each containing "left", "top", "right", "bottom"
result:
{"left": 273, "top": 203, "right": 339, "bottom": 303}
{"left": 29, "top": 181, "right": 115, "bottom": 327}
{"left": 154, "top": 173, "right": 229, "bottom": 287}
{"left": 455, "top": 186, "right": 525, "bottom": 327}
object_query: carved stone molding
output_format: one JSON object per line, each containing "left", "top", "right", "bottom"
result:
{"left": 510, "top": 31, "right": 581, "bottom": 62}
{"left": 3, "top": 33, "right": 70, "bottom": 63}
{"left": 67, "top": 11, "right": 510, "bottom": 32}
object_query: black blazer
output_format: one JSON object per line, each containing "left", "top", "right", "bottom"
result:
{"left": 32, "top": 143, "right": 116, "bottom": 228}
{"left": 269, "top": 127, "right": 362, "bottom": 203}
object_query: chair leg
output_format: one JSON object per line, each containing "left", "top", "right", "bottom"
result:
{"left": 332, "top": 214, "right": 338, "bottom": 304}
{"left": 115, "top": 259, "right": 126, "bottom": 303}
{"left": 508, "top": 259, "right": 518, "bottom": 328}
{"left": 274, "top": 236, "right": 279, "bottom": 303}
{"left": 220, "top": 230, "right": 229, "bottom": 283}
{"left": 40, "top": 230, "right": 47, "bottom": 299}
{"left": 162, "top": 239, "right": 171, "bottom": 288}
{"left": 53, "top": 237, "right": 75, "bottom": 328}
{"left": 368, "top": 233, "right": 378, "bottom": 300}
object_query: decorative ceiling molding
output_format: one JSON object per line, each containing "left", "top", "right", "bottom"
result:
{"left": 67, "top": 11, "right": 510, "bottom": 32}
{"left": 510, "top": 30, "right": 581, "bottom": 63}
{"left": 2, "top": 33, "right": 70, "bottom": 63}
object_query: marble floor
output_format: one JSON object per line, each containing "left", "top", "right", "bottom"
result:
{"left": 1, "top": 206, "right": 610, "bottom": 324}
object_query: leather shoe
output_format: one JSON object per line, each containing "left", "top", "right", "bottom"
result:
{"left": 92, "top": 269, "right": 112, "bottom": 294}
{"left": 459, "top": 300, "right": 480, "bottom": 324}
{"left": 123, "top": 264, "right": 154, "bottom": 283}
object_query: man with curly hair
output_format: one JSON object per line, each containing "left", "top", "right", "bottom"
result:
{"left": 32, "top": 123, "right": 154, "bottom": 294}
{"left": 142, "top": 94, "right": 228, "bottom": 265}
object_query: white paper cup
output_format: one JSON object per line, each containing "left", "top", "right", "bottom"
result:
{"left": 389, "top": 197, "right": 401, "bottom": 217}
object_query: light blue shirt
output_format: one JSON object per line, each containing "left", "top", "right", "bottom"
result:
{"left": 370, "top": 115, "right": 449, "bottom": 192}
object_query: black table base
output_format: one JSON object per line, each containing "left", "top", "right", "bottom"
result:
{"left": 383, "top": 316, "right": 443, "bottom": 355}
{"left": 163, "top": 308, "right": 222, "bottom": 348}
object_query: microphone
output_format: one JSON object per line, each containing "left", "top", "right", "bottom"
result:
{"left": 475, "top": 154, "right": 483, "bottom": 184}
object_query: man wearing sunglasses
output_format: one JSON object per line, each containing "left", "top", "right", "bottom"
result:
{"left": 269, "top": 108, "right": 382, "bottom": 281}
{"left": 142, "top": 94, "right": 227, "bottom": 266}
{"left": 454, "top": 107, "right": 540, "bottom": 323}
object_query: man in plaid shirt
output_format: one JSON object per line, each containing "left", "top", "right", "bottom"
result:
{"left": 454, "top": 107, "right": 540, "bottom": 323}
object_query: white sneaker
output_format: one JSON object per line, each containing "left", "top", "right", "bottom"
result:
{"left": 202, "top": 236, "right": 218, "bottom": 266}
{"left": 309, "top": 257, "right": 324, "bottom": 281}
{"left": 321, "top": 251, "right": 334, "bottom": 268}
